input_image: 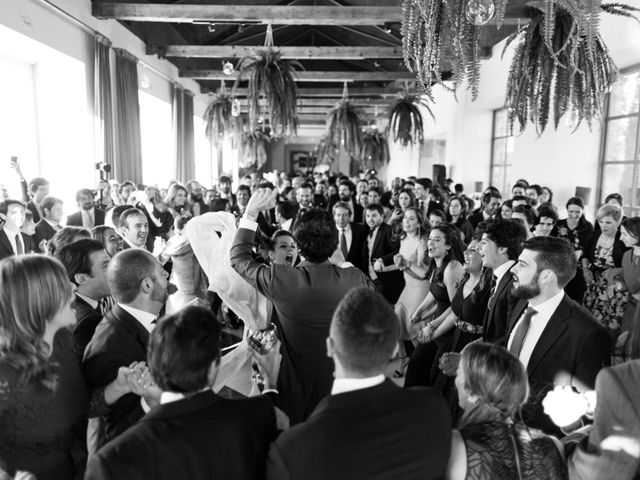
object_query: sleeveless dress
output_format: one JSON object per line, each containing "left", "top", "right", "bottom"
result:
{"left": 394, "top": 234, "right": 429, "bottom": 340}
{"left": 460, "top": 421, "right": 567, "bottom": 480}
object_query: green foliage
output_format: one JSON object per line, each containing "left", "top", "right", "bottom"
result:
{"left": 239, "top": 128, "right": 270, "bottom": 170}
{"left": 203, "top": 89, "right": 237, "bottom": 146}
{"left": 235, "top": 48, "right": 301, "bottom": 138}
{"left": 387, "top": 94, "right": 432, "bottom": 147}
{"left": 361, "top": 129, "right": 390, "bottom": 167}
{"left": 326, "top": 101, "right": 368, "bottom": 157}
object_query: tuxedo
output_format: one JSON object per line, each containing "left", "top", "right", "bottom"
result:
{"left": 231, "top": 225, "right": 374, "bottom": 424}
{"left": 266, "top": 380, "right": 451, "bottom": 480}
{"left": 508, "top": 294, "right": 611, "bottom": 436}
{"left": 341, "top": 222, "right": 367, "bottom": 272}
{"left": 569, "top": 360, "right": 640, "bottom": 479}
{"left": 33, "top": 219, "right": 58, "bottom": 252}
{"left": 0, "top": 230, "right": 35, "bottom": 261}
{"left": 363, "top": 223, "right": 404, "bottom": 303}
{"left": 482, "top": 263, "right": 519, "bottom": 345}
{"left": 67, "top": 208, "right": 106, "bottom": 228}
{"left": 71, "top": 294, "right": 103, "bottom": 355}
{"left": 83, "top": 304, "right": 151, "bottom": 447}
{"left": 85, "top": 390, "right": 277, "bottom": 480}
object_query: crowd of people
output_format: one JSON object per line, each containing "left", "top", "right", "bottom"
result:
{"left": 1, "top": 160, "right": 640, "bottom": 479}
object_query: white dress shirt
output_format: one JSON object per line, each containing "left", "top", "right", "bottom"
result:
{"left": 81, "top": 207, "right": 96, "bottom": 228}
{"left": 118, "top": 303, "right": 157, "bottom": 333}
{"left": 75, "top": 292, "right": 99, "bottom": 310}
{"left": 492, "top": 260, "right": 515, "bottom": 292}
{"left": 331, "top": 374, "right": 385, "bottom": 395}
{"left": 337, "top": 224, "right": 353, "bottom": 252}
{"left": 507, "top": 289, "right": 565, "bottom": 368}
{"left": 281, "top": 218, "right": 293, "bottom": 232}
{"left": 3, "top": 226, "right": 24, "bottom": 255}
{"left": 367, "top": 225, "right": 380, "bottom": 280}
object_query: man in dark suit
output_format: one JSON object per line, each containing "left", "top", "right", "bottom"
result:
{"left": 56, "top": 239, "right": 112, "bottom": 354}
{"left": 260, "top": 287, "right": 451, "bottom": 480}
{"left": 332, "top": 201, "right": 367, "bottom": 272}
{"left": 67, "top": 188, "right": 105, "bottom": 229}
{"left": 329, "top": 180, "right": 363, "bottom": 224}
{"left": 25, "top": 177, "right": 49, "bottom": 224}
{"left": 33, "top": 196, "right": 63, "bottom": 252}
{"left": 508, "top": 236, "right": 611, "bottom": 436}
{"left": 0, "top": 199, "right": 35, "bottom": 260}
{"left": 480, "top": 219, "right": 527, "bottom": 345}
{"left": 118, "top": 208, "right": 149, "bottom": 251}
{"left": 468, "top": 191, "right": 502, "bottom": 230}
{"left": 363, "top": 203, "right": 404, "bottom": 303}
{"left": 84, "top": 249, "right": 169, "bottom": 447}
{"left": 414, "top": 178, "right": 442, "bottom": 217}
{"left": 85, "top": 306, "right": 277, "bottom": 480}
{"left": 231, "top": 188, "right": 374, "bottom": 424}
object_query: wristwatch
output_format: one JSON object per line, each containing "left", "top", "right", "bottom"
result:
{"left": 243, "top": 212, "right": 257, "bottom": 222}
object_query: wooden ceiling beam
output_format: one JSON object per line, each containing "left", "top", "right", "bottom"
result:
{"left": 203, "top": 87, "right": 415, "bottom": 96}
{"left": 154, "top": 45, "right": 403, "bottom": 60}
{"left": 184, "top": 70, "right": 415, "bottom": 81}
{"left": 93, "top": 3, "right": 402, "bottom": 25}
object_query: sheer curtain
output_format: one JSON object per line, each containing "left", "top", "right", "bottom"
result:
{"left": 114, "top": 48, "right": 142, "bottom": 183}
{"left": 172, "top": 84, "right": 195, "bottom": 183}
{"left": 94, "top": 34, "right": 114, "bottom": 176}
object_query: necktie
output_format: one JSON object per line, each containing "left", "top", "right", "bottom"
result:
{"left": 340, "top": 229, "right": 348, "bottom": 260}
{"left": 15, "top": 234, "right": 24, "bottom": 255}
{"left": 490, "top": 274, "right": 498, "bottom": 294}
{"left": 509, "top": 306, "right": 537, "bottom": 357}
{"left": 97, "top": 296, "right": 115, "bottom": 315}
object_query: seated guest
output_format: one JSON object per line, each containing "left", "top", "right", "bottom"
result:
{"left": 447, "top": 342, "right": 566, "bottom": 480}
{"left": 231, "top": 188, "right": 374, "bottom": 424}
{"left": 512, "top": 204, "right": 536, "bottom": 239}
{"left": 263, "top": 287, "right": 451, "bottom": 480}
{"left": 47, "top": 226, "right": 91, "bottom": 257}
{"left": 118, "top": 208, "right": 149, "bottom": 251}
{"left": 34, "top": 196, "right": 64, "bottom": 252}
{"left": 67, "top": 189, "right": 105, "bottom": 229}
{"left": 91, "top": 226, "right": 124, "bottom": 258}
{"left": 85, "top": 306, "right": 277, "bottom": 480}
{"left": 56, "top": 239, "right": 112, "bottom": 353}
{"left": 0, "top": 255, "right": 133, "bottom": 479}
{"left": 533, "top": 204, "right": 558, "bottom": 237}
{"left": 0, "top": 199, "right": 35, "bottom": 260}
{"left": 83, "top": 249, "right": 169, "bottom": 447}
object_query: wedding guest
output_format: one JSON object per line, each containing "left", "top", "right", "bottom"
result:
{"left": 164, "top": 184, "right": 188, "bottom": 218}
{"left": 468, "top": 191, "right": 501, "bottom": 230}
{"left": 447, "top": 342, "right": 566, "bottom": 480}
{"left": 446, "top": 195, "right": 474, "bottom": 245}
{"left": 118, "top": 208, "right": 149, "bottom": 251}
{"left": 67, "top": 189, "right": 105, "bottom": 229}
{"left": 231, "top": 187, "right": 373, "bottom": 424}
{"left": 620, "top": 217, "right": 640, "bottom": 334}
{"left": 498, "top": 199, "right": 513, "bottom": 219}
{"left": 512, "top": 204, "right": 536, "bottom": 239}
{"left": 91, "top": 226, "right": 124, "bottom": 258}
{"left": 26, "top": 177, "right": 49, "bottom": 223}
{"left": 263, "top": 287, "right": 451, "bottom": 480}
{"left": 85, "top": 306, "right": 277, "bottom": 480}
{"left": 0, "top": 199, "right": 34, "bottom": 260}
{"left": 46, "top": 226, "right": 90, "bottom": 257}
{"left": 266, "top": 230, "right": 298, "bottom": 266}
{"left": 34, "top": 196, "right": 64, "bottom": 252}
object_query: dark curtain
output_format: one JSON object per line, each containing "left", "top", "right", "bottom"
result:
{"left": 94, "top": 34, "right": 114, "bottom": 176}
{"left": 172, "top": 84, "right": 195, "bottom": 183}
{"left": 114, "top": 48, "right": 142, "bottom": 184}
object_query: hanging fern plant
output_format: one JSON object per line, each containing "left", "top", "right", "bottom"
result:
{"left": 326, "top": 83, "right": 368, "bottom": 158}
{"left": 504, "top": 2, "right": 638, "bottom": 134}
{"left": 315, "top": 135, "right": 339, "bottom": 164}
{"left": 361, "top": 128, "right": 390, "bottom": 167}
{"left": 240, "top": 128, "right": 270, "bottom": 170}
{"left": 387, "top": 93, "right": 432, "bottom": 148}
{"left": 204, "top": 82, "right": 237, "bottom": 146}
{"left": 235, "top": 25, "right": 301, "bottom": 138}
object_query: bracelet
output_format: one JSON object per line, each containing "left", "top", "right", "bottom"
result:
{"left": 427, "top": 322, "right": 437, "bottom": 331}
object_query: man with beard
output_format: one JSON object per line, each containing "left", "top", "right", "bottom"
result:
{"left": 468, "top": 191, "right": 502, "bottom": 230}
{"left": 84, "top": 249, "right": 169, "bottom": 448}
{"left": 329, "top": 180, "right": 362, "bottom": 224}
{"left": 67, "top": 188, "right": 105, "bottom": 228}
{"left": 119, "top": 208, "right": 149, "bottom": 251}
{"left": 508, "top": 236, "right": 610, "bottom": 436}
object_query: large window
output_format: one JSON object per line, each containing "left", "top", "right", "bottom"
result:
{"left": 490, "top": 108, "right": 515, "bottom": 194}
{"left": 599, "top": 67, "right": 640, "bottom": 215}
{"left": 139, "top": 90, "right": 173, "bottom": 187}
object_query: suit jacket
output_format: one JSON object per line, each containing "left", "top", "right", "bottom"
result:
{"left": 569, "top": 360, "right": 640, "bottom": 480}
{"left": 468, "top": 209, "right": 488, "bottom": 230}
{"left": 0, "top": 230, "right": 35, "bottom": 261}
{"left": 364, "top": 223, "right": 404, "bottom": 304}
{"left": 71, "top": 294, "right": 103, "bottom": 355}
{"left": 482, "top": 263, "right": 518, "bottom": 345}
{"left": 66, "top": 209, "right": 106, "bottom": 228}
{"left": 257, "top": 208, "right": 277, "bottom": 238}
{"left": 33, "top": 219, "right": 58, "bottom": 252}
{"left": 345, "top": 222, "right": 367, "bottom": 272}
{"left": 230, "top": 226, "right": 375, "bottom": 424}
{"left": 508, "top": 294, "right": 611, "bottom": 436}
{"left": 83, "top": 304, "right": 150, "bottom": 447}
{"left": 85, "top": 390, "right": 277, "bottom": 480}
{"left": 266, "top": 380, "right": 452, "bottom": 480}
{"left": 26, "top": 200, "right": 41, "bottom": 223}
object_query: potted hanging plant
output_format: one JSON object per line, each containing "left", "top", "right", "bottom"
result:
{"left": 361, "top": 127, "right": 390, "bottom": 167}
{"left": 387, "top": 92, "right": 432, "bottom": 148}
{"left": 326, "top": 83, "right": 368, "bottom": 158}
{"left": 235, "top": 25, "right": 301, "bottom": 138}
{"left": 240, "top": 128, "right": 271, "bottom": 171}
{"left": 315, "top": 135, "right": 339, "bottom": 165}
{"left": 505, "top": 1, "right": 639, "bottom": 134}
{"left": 203, "top": 82, "right": 238, "bottom": 146}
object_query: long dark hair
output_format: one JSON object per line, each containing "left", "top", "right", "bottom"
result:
{"left": 425, "top": 225, "right": 465, "bottom": 283}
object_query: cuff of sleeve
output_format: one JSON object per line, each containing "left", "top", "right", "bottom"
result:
{"left": 239, "top": 218, "right": 259, "bottom": 231}
{"left": 141, "top": 397, "right": 151, "bottom": 414}
{"left": 262, "top": 388, "right": 279, "bottom": 395}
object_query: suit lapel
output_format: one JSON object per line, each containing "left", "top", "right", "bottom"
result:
{"left": 508, "top": 299, "right": 528, "bottom": 336}
{"left": 0, "top": 230, "right": 13, "bottom": 255}
{"left": 111, "top": 304, "right": 150, "bottom": 351}
{"left": 526, "top": 295, "right": 570, "bottom": 375}
{"left": 371, "top": 225, "right": 384, "bottom": 257}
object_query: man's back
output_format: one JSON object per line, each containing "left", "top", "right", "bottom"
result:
{"left": 86, "top": 391, "right": 277, "bottom": 480}
{"left": 266, "top": 380, "right": 451, "bottom": 480}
